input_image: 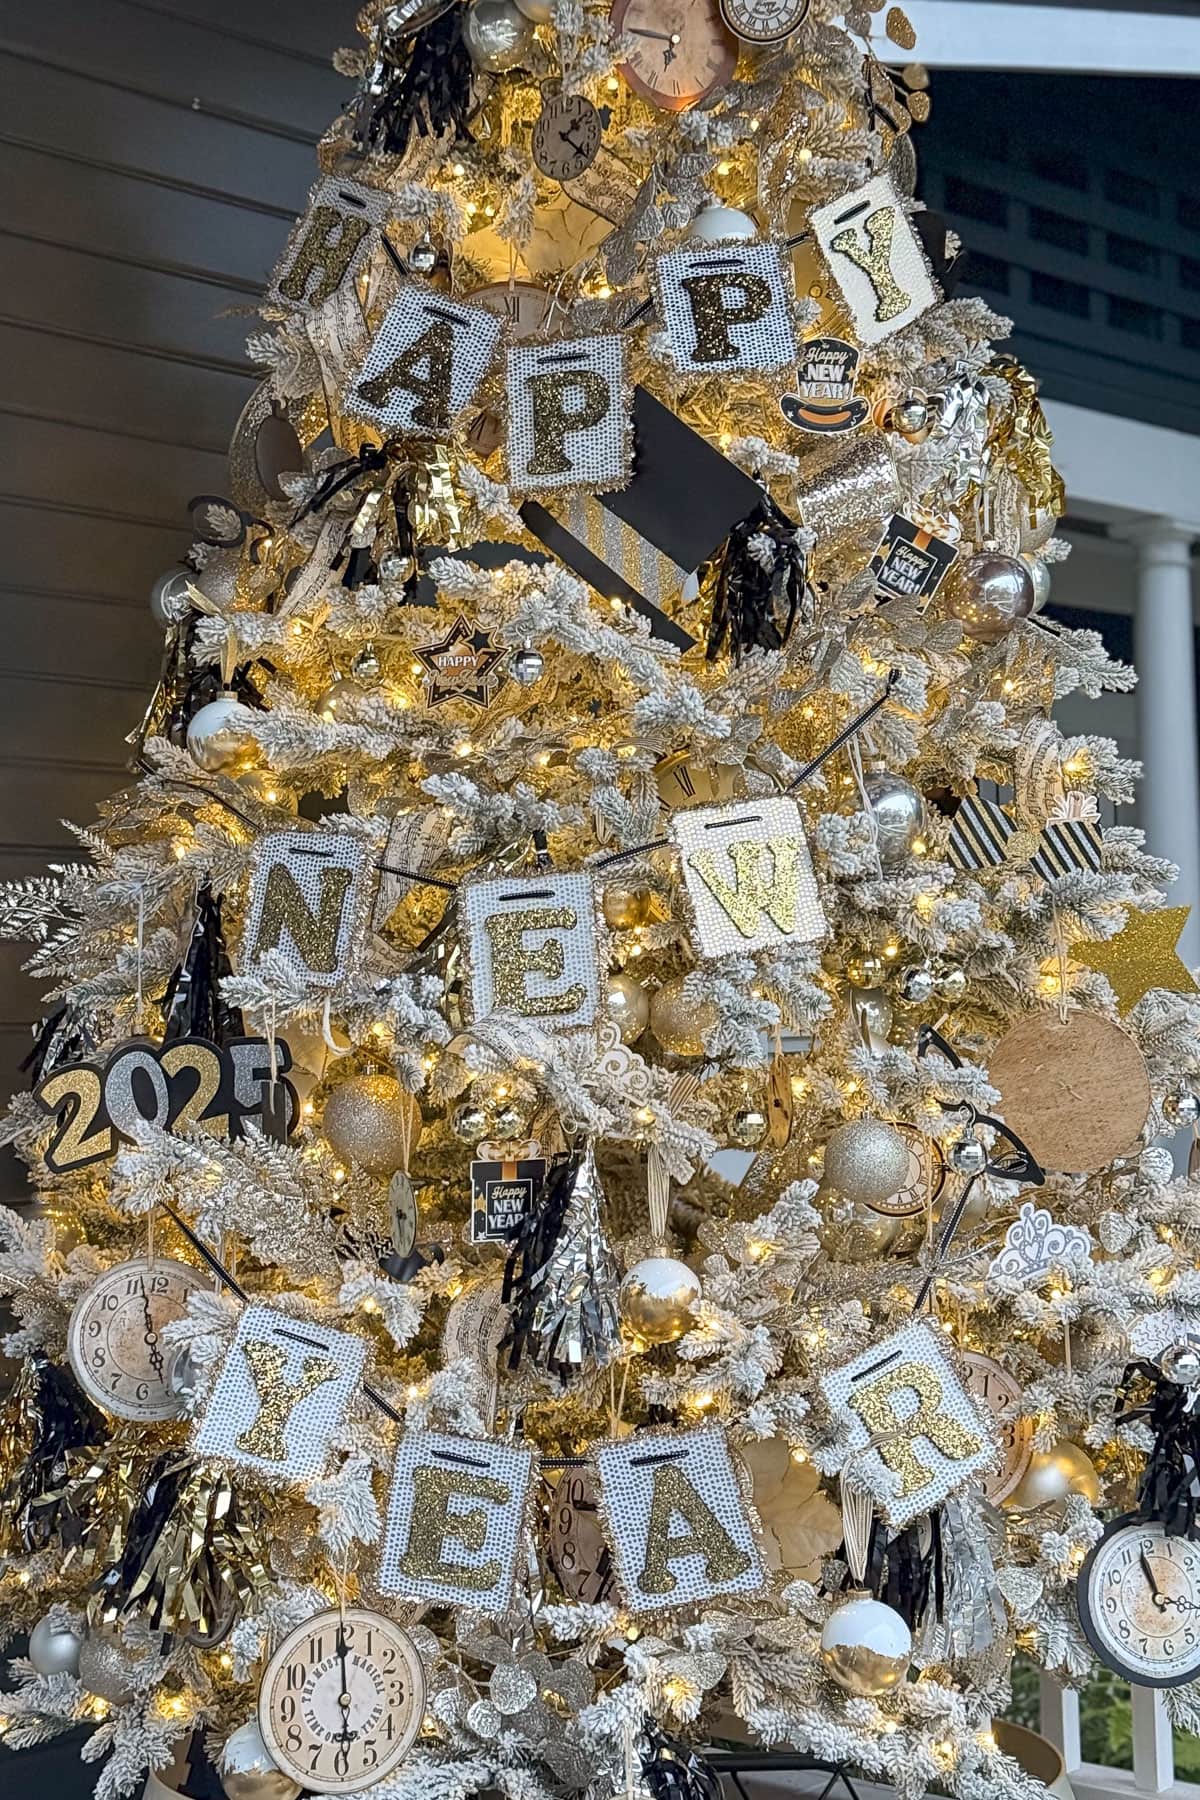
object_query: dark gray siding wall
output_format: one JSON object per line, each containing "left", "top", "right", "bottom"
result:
{"left": 0, "top": 0, "right": 353, "bottom": 1189}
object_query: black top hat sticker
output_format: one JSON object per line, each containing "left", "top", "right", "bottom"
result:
{"left": 779, "top": 335, "right": 870, "bottom": 434}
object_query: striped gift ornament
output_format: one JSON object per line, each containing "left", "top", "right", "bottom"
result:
{"left": 948, "top": 792, "right": 1102, "bottom": 879}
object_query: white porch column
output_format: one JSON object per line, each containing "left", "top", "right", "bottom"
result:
{"left": 1124, "top": 518, "right": 1200, "bottom": 967}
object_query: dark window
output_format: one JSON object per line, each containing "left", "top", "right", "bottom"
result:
{"left": 965, "top": 250, "right": 1010, "bottom": 293}
{"left": 1106, "top": 233, "right": 1159, "bottom": 277}
{"left": 1030, "top": 207, "right": 1089, "bottom": 254}
{"left": 1107, "top": 295, "right": 1162, "bottom": 338}
{"left": 944, "top": 174, "right": 1008, "bottom": 227}
{"left": 1030, "top": 271, "right": 1090, "bottom": 317}
{"left": 1029, "top": 147, "right": 1088, "bottom": 190}
{"left": 1104, "top": 168, "right": 1159, "bottom": 215}
{"left": 1179, "top": 193, "right": 1200, "bottom": 233}
{"left": 1180, "top": 256, "right": 1200, "bottom": 290}
{"left": 1179, "top": 318, "right": 1200, "bottom": 352}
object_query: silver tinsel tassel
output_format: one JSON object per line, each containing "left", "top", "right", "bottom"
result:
{"left": 915, "top": 1489, "right": 1006, "bottom": 1665}
{"left": 503, "top": 1144, "right": 622, "bottom": 1384}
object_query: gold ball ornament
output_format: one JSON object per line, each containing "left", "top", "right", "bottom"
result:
{"left": 817, "top": 1184, "right": 905, "bottom": 1261}
{"left": 321, "top": 1074, "right": 419, "bottom": 1177}
{"left": 727, "top": 1103, "right": 769, "bottom": 1149}
{"left": 619, "top": 1255, "right": 702, "bottom": 1345}
{"left": 823, "top": 1119, "right": 912, "bottom": 1208}
{"left": 490, "top": 1101, "right": 530, "bottom": 1140}
{"left": 606, "top": 972, "right": 650, "bottom": 1044}
{"left": 316, "top": 676, "right": 368, "bottom": 721}
{"left": 820, "top": 1595, "right": 912, "bottom": 1696}
{"left": 221, "top": 1720, "right": 303, "bottom": 1800}
{"left": 451, "top": 1102, "right": 491, "bottom": 1143}
{"left": 603, "top": 884, "right": 660, "bottom": 930}
{"left": 946, "top": 552, "right": 1037, "bottom": 644}
{"left": 1004, "top": 1440, "right": 1100, "bottom": 1513}
{"left": 185, "top": 696, "right": 261, "bottom": 774}
{"left": 649, "top": 977, "right": 718, "bottom": 1056}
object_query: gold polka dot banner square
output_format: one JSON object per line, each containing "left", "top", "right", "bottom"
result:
{"left": 267, "top": 175, "right": 391, "bottom": 314}
{"left": 652, "top": 240, "right": 797, "bottom": 375}
{"left": 345, "top": 285, "right": 502, "bottom": 439}
{"left": 379, "top": 1428, "right": 536, "bottom": 1613}
{"left": 458, "top": 870, "right": 603, "bottom": 1032}
{"left": 243, "top": 830, "right": 370, "bottom": 992}
{"left": 506, "top": 336, "right": 632, "bottom": 496}
{"left": 820, "top": 1322, "right": 992, "bottom": 1529}
{"left": 194, "top": 1303, "right": 368, "bottom": 1485}
{"left": 808, "top": 174, "right": 939, "bottom": 347}
{"left": 670, "top": 797, "right": 826, "bottom": 960}
{"left": 594, "top": 1425, "right": 764, "bottom": 1614}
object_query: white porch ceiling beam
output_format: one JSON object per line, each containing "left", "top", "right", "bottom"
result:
{"left": 1042, "top": 401, "right": 1200, "bottom": 526}
{"left": 872, "top": 3, "right": 1200, "bottom": 76}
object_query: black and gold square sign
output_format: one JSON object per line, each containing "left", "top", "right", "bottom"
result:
{"left": 470, "top": 1156, "right": 546, "bottom": 1243}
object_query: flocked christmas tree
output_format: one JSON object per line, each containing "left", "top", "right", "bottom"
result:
{"left": 4, "top": 4, "right": 1200, "bottom": 1799}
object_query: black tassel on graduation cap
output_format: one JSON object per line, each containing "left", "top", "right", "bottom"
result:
{"left": 1119, "top": 1357, "right": 1200, "bottom": 1537}
{"left": 1, "top": 1352, "right": 107, "bottom": 1553}
{"left": 159, "top": 882, "right": 245, "bottom": 1047}
{"left": 707, "top": 495, "right": 808, "bottom": 664}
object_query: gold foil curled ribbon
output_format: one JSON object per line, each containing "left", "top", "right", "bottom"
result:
{"left": 407, "top": 442, "right": 463, "bottom": 547}
{"left": 988, "top": 354, "right": 1065, "bottom": 517}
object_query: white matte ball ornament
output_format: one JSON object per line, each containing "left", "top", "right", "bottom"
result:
{"left": 823, "top": 1119, "right": 911, "bottom": 1208}
{"left": 149, "top": 569, "right": 192, "bottom": 628}
{"left": 462, "top": 0, "right": 535, "bottom": 70}
{"left": 619, "top": 1255, "right": 702, "bottom": 1345}
{"left": 688, "top": 204, "right": 758, "bottom": 242}
{"left": 820, "top": 1595, "right": 912, "bottom": 1696}
{"left": 28, "top": 1614, "right": 83, "bottom": 1677}
{"left": 222, "top": 1719, "right": 303, "bottom": 1800}
{"left": 186, "top": 696, "right": 260, "bottom": 774}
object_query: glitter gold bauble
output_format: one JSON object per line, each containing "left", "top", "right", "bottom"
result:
{"left": 822, "top": 1119, "right": 911, "bottom": 1207}
{"left": 606, "top": 972, "right": 650, "bottom": 1044}
{"left": 649, "top": 977, "right": 718, "bottom": 1056}
{"left": 221, "top": 1720, "right": 303, "bottom": 1800}
{"left": 1072, "top": 907, "right": 1199, "bottom": 1015}
{"left": 987, "top": 1009, "right": 1151, "bottom": 1172}
{"left": 186, "top": 696, "right": 261, "bottom": 774}
{"left": 321, "top": 1074, "right": 419, "bottom": 1177}
{"left": 820, "top": 1594, "right": 912, "bottom": 1696}
{"left": 603, "top": 884, "right": 660, "bottom": 930}
{"left": 619, "top": 1255, "right": 702, "bottom": 1345}
{"left": 946, "top": 552, "right": 1036, "bottom": 644}
{"left": 1003, "top": 1439, "right": 1100, "bottom": 1513}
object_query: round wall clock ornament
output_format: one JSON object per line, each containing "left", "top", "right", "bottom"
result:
{"left": 68, "top": 1257, "right": 206, "bottom": 1421}
{"left": 959, "top": 1350, "right": 1033, "bottom": 1506}
{"left": 468, "top": 280, "right": 557, "bottom": 340}
{"left": 546, "top": 1467, "right": 618, "bottom": 1604}
{"left": 610, "top": 0, "right": 737, "bottom": 112}
{"left": 258, "top": 1607, "right": 426, "bottom": 1794}
{"left": 719, "top": 0, "right": 809, "bottom": 44}
{"left": 1078, "top": 1519, "right": 1200, "bottom": 1687}
{"left": 532, "top": 91, "right": 602, "bottom": 181}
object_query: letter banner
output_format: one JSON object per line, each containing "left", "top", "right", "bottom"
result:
{"left": 670, "top": 797, "right": 826, "bottom": 959}
{"left": 458, "top": 870, "right": 603, "bottom": 1032}
{"left": 379, "top": 1428, "right": 536, "bottom": 1613}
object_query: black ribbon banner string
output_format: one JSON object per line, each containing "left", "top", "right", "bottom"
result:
{"left": 910, "top": 1023, "right": 1045, "bottom": 1313}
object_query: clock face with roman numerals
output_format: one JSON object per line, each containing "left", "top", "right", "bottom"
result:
{"left": 959, "top": 1351, "right": 1033, "bottom": 1506}
{"left": 259, "top": 1607, "right": 425, "bottom": 1794}
{"left": 67, "top": 1257, "right": 205, "bottom": 1421}
{"left": 1079, "top": 1521, "right": 1200, "bottom": 1688}
{"left": 611, "top": 0, "right": 737, "bottom": 113}
{"left": 719, "top": 0, "right": 809, "bottom": 44}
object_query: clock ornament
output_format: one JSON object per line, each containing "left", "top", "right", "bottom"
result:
{"left": 1078, "top": 1520, "right": 1200, "bottom": 1688}
{"left": 532, "top": 91, "right": 602, "bottom": 182}
{"left": 719, "top": 0, "right": 810, "bottom": 45}
{"left": 610, "top": 0, "right": 736, "bottom": 113}
{"left": 68, "top": 1257, "right": 207, "bottom": 1422}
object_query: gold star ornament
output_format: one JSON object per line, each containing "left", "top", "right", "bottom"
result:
{"left": 1073, "top": 906, "right": 1199, "bottom": 1014}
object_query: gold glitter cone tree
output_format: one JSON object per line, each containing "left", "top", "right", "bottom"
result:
{"left": 2, "top": 4, "right": 1200, "bottom": 1800}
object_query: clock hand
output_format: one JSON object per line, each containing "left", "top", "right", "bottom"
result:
{"left": 626, "top": 26, "right": 680, "bottom": 40}
{"left": 1141, "top": 1551, "right": 1167, "bottom": 1607}
{"left": 335, "top": 1623, "right": 355, "bottom": 1746}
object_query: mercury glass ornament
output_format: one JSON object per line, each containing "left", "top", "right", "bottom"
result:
{"left": 351, "top": 643, "right": 381, "bottom": 680}
{"left": 603, "top": 884, "right": 658, "bottom": 929}
{"left": 820, "top": 1594, "right": 912, "bottom": 1696}
{"left": 462, "top": 0, "right": 535, "bottom": 70}
{"left": 149, "top": 568, "right": 192, "bottom": 628}
{"left": 1004, "top": 1440, "right": 1100, "bottom": 1512}
{"left": 186, "top": 696, "right": 260, "bottom": 774}
{"left": 728, "top": 1103, "right": 768, "bottom": 1149}
{"left": 689, "top": 203, "right": 757, "bottom": 242}
{"left": 28, "top": 1614, "right": 83, "bottom": 1677}
{"left": 510, "top": 644, "right": 545, "bottom": 686}
{"left": 322, "top": 1074, "right": 418, "bottom": 1177}
{"left": 898, "top": 964, "right": 935, "bottom": 1005}
{"left": 948, "top": 1132, "right": 987, "bottom": 1176}
{"left": 863, "top": 771, "right": 924, "bottom": 868}
{"left": 1160, "top": 1341, "right": 1200, "bottom": 1386}
{"left": 606, "top": 971, "right": 650, "bottom": 1044}
{"left": 823, "top": 1119, "right": 911, "bottom": 1208}
{"left": 316, "top": 676, "right": 367, "bottom": 722}
{"left": 619, "top": 1255, "right": 702, "bottom": 1345}
{"left": 221, "top": 1720, "right": 303, "bottom": 1800}
{"left": 947, "top": 552, "right": 1037, "bottom": 644}
{"left": 451, "top": 1102, "right": 491, "bottom": 1143}
{"left": 407, "top": 234, "right": 438, "bottom": 275}
{"left": 649, "top": 977, "right": 718, "bottom": 1056}
{"left": 1025, "top": 555, "right": 1052, "bottom": 612}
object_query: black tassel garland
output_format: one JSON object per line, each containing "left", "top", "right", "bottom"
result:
{"left": 707, "top": 496, "right": 808, "bottom": 664}
{"left": 0, "top": 1352, "right": 107, "bottom": 1554}
{"left": 639, "top": 1717, "right": 723, "bottom": 1800}
{"left": 1119, "top": 1360, "right": 1200, "bottom": 1537}
{"left": 353, "top": 8, "right": 474, "bottom": 161}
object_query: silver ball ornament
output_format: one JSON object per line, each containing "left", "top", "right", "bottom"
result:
{"left": 451, "top": 1102, "right": 491, "bottom": 1143}
{"left": 898, "top": 964, "right": 935, "bottom": 1006}
{"left": 407, "top": 235, "right": 438, "bottom": 275}
{"left": 186, "top": 696, "right": 260, "bottom": 774}
{"left": 378, "top": 549, "right": 414, "bottom": 586}
{"left": 852, "top": 987, "right": 894, "bottom": 1044}
{"left": 322, "top": 1074, "right": 418, "bottom": 1177}
{"left": 947, "top": 552, "right": 1037, "bottom": 644}
{"left": 1025, "top": 555, "right": 1052, "bottom": 612}
{"left": 1165, "top": 1088, "right": 1200, "bottom": 1125}
{"left": 934, "top": 965, "right": 967, "bottom": 1003}
{"left": 1161, "top": 1341, "right": 1200, "bottom": 1387}
{"left": 606, "top": 972, "right": 650, "bottom": 1044}
{"left": 823, "top": 1119, "right": 911, "bottom": 1208}
{"left": 28, "top": 1614, "right": 83, "bottom": 1677}
{"left": 166, "top": 1344, "right": 200, "bottom": 1403}
{"left": 510, "top": 644, "right": 545, "bottom": 686}
{"left": 77, "top": 1626, "right": 155, "bottom": 1704}
{"left": 150, "top": 569, "right": 192, "bottom": 628}
{"left": 619, "top": 1255, "right": 702, "bottom": 1345}
{"left": 820, "top": 1595, "right": 911, "bottom": 1696}
{"left": 351, "top": 643, "right": 381, "bottom": 680}
{"left": 462, "top": 0, "right": 535, "bottom": 70}
{"left": 221, "top": 1720, "right": 303, "bottom": 1800}
{"left": 891, "top": 395, "right": 930, "bottom": 438}
{"left": 948, "top": 1133, "right": 987, "bottom": 1176}
{"left": 863, "top": 771, "right": 924, "bottom": 868}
